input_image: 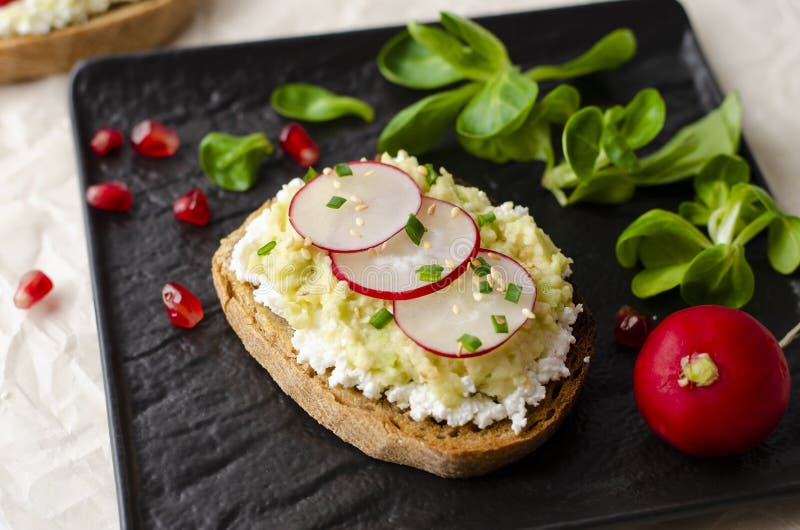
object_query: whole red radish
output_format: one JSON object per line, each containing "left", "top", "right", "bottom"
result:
{"left": 634, "top": 305, "right": 790, "bottom": 457}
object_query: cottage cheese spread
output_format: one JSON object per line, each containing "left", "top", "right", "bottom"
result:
{"left": 0, "top": 0, "right": 141, "bottom": 38}
{"left": 231, "top": 153, "right": 581, "bottom": 434}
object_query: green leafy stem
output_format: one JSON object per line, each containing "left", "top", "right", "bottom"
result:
{"left": 376, "top": 12, "right": 636, "bottom": 162}
{"left": 616, "top": 154, "right": 800, "bottom": 308}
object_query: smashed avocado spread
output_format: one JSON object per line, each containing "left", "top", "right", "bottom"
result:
{"left": 231, "top": 152, "right": 580, "bottom": 433}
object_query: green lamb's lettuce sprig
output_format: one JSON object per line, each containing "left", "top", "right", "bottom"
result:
{"left": 270, "top": 84, "right": 374, "bottom": 122}
{"left": 616, "top": 154, "right": 800, "bottom": 308}
{"left": 376, "top": 13, "right": 636, "bottom": 160}
{"left": 543, "top": 92, "right": 741, "bottom": 205}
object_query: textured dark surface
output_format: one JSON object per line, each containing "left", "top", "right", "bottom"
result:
{"left": 70, "top": 1, "right": 800, "bottom": 528}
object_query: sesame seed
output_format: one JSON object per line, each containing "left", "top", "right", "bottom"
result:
{"left": 418, "top": 165, "right": 429, "bottom": 177}
{"left": 350, "top": 195, "right": 363, "bottom": 204}
{"left": 427, "top": 203, "right": 437, "bottom": 216}
{"left": 452, "top": 304, "right": 460, "bottom": 315}
{"left": 521, "top": 308, "right": 535, "bottom": 319}
{"left": 470, "top": 258, "right": 481, "bottom": 268}
{"left": 303, "top": 236, "right": 313, "bottom": 247}
{"left": 526, "top": 262, "right": 536, "bottom": 269}
{"left": 368, "top": 247, "right": 378, "bottom": 256}
{"left": 355, "top": 204, "right": 369, "bottom": 212}
{"left": 450, "top": 207, "right": 460, "bottom": 218}
{"left": 360, "top": 157, "right": 368, "bottom": 162}
{"left": 322, "top": 167, "right": 332, "bottom": 175}
{"left": 488, "top": 252, "right": 500, "bottom": 261}
{"left": 364, "top": 170, "right": 376, "bottom": 177}
{"left": 473, "top": 292, "right": 483, "bottom": 302}
{"left": 350, "top": 229, "right": 362, "bottom": 238}
{"left": 456, "top": 342, "right": 463, "bottom": 356}
{"left": 397, "top": 149, "right": 408, "bottom": 159}
{"left": 332, "top": 180, "right": 341, "bottom": 189}
{"left": 445, "top": 258, "right": 455, "bottom": 269}
{"left": 422, "top": 240, "right": 432, "bottom": 249}
{"left": 354, "top": 307, "right": 361, "bottom": 318}
{"left": 355, "top": 217, "right": 365, "bottom": 227}
{"left": 380, "top": 242, "right": 387, "bottom": 252}
{"left": 300, "top": 248, "right": 311, "bottom": 260}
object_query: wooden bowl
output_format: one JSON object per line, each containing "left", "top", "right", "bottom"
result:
{"left": 0, "top": 0, "right": 196, "bottom": 83}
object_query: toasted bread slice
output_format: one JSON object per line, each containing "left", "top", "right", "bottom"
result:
{"left": 212, "top": 199, "right": 596, "bottom": 478}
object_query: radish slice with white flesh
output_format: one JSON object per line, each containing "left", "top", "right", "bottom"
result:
{"left": 329, "top": 197, "right": 479, "bottom": 300}
{"left": 289, "top": 161, "right": 422, "bottom": 253}
{"left": 393, "top": 249, "right": 537, "bottom": 358}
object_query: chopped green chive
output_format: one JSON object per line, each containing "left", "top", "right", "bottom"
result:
{"left": 303, "top": 166, "right": 319, "bottom": 183}
{"left": 470, "top": 256, "right": 491, "bottom": 277}
{"left": 477, "top": 211, "right": 497, "bottom": 228}
{"left": 479, "top": 280, "right": 492, "bottom": 294}
{"left": 457, "top": 334, "right": 482, "bottom": 353}
{"left": 257, "top": 240, "right": 277, "bottom": 256}
{"left": 424, "top": 163, "right": 438, "bottom": 186}
{"left": 416, "top": 264, "right": 444, "bottom": 282}
{"left": 334, "top": 163, "right": 353, "bottom": 177}
{"left": 326, "top": 195, "right": 347, "bottom": 209}
{"left": 491, "top": 315, "right": 509, "bottom": 334}
{"left": 505, "top": 283, "right": 522, "bottom": 304}
{"left": 405, "top": 213, "right": 427, "bottom": 246}
{"left": 369, "top": 307, "right": 393, "bottom": 329}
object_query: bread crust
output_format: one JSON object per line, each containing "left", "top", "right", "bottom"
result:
{"left": 212, "top": 200, "right": 596, "bottom": 478}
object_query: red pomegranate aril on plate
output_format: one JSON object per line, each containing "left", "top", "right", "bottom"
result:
{"left": 89, "top": 127, "right": 124, "bottom": 156}
{"left": 614, "top": 305, "right": 653, "bottom": 347}
{"left": 162, "top": 282, "right": 203, "bottom": 328}
{"left": 279, "top": 122, "right": 319, "bottom": 167}
{"left": 14, "top": 270, "right": 53, "bottom": 309}
{"left": 131, "top": 119, "right": 180, "bottom": 158}
{"left": 86, "top": 181, "right": 132, "bottom": 212}
{"left": 0, "top": 0, "right": 18, "bottom": 6}
{"left": 173, "top": 188, "right": 211, "bottom": 226}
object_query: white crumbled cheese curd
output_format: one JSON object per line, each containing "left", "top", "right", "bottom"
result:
{"left": 0, "top": 0, "right": 142, "bottom": 39}
{"left": 230, "top": 154, "right": 582, "bottom": 434}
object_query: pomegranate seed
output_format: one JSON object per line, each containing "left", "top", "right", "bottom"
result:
{"left": 86, "top": 181, "right": 132, "bottom": 212}
{"left": 614, "top": 305, "right": 654, "bottom": 347}
{"left": 14, "top": 270, "right": 53, "bottom": 309}
{"left": 89, "top": 127, "right": 124, "bottom": 156}
{"left": 131, "top": 119, "right": 180, "bottom": 158}
{"left": 279, "top": 122, "right": 319, "bottom": 167}
{"left": 173, "top": 188, "right": 211, "bottom": 226}
{"left": 162, "top": 282, "right": 203, "bottom": 328}
{"left": 0, "top": 0, "right": 18, "bottom": 5}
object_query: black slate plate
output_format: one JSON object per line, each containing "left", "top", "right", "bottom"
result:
{"left": 70, "top": 1, "right": 800, "bottom": 528}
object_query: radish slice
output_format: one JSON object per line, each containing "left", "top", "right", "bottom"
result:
{"left": 330, "top": 198, "right": 479, "bottom": 300}
{"left": 394, "top": 250, "right": 537, "bottom": 358}
{"left": 289, "top": 161, "right": 422, "bottom": 253}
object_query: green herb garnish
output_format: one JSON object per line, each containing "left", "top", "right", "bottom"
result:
{"left": 270, "top": 83, "right": 374, "bottom": 122}
{"left": 303, "top": 166, "right": 319, "bottom": 183}
{"left": 479, "top": 280, "right": 491, "bottom": 293}
{"left": 369, "top": 307, "right": 394, "bottom": 329}
{"left": 470, "top": 256, "right": 491, "bottom": 276}
{"left": 457, "top": 334, "right": 482, "bottom": 353}
{"left": 542, "top": 91, "right": 741, "bottom": 206}
{"left": 405, "top": 213, "right": 427, "bottom": 245}
{"left": 257, "top": 241, "right": 277, "bottom": 256}
{"left": 377, "top": 13, "right": 635, "bottom": 157}
{"left": 335, "top": 163, "right": 353, "bottom": 177}
{"left": 326, "top": 196, "right": 347, "bottom": 209}
{"left": 424, "top": 163, "right": 439, "bottom": 186}
{"left": 617, "top": 154, "right": 800, "bottom": 308}
{"left": 491, "top": 315, "right": 509, "bottom": 333}
{"left": 199, "top": 132, "right": 273, "bottom": 192}
{"left": 477, "top": 211, "right": 496, "bottom": 228}
{"left": 505, "top": 283, "right": 522, "bottom": 303}
{"left": 416, "top": 264, "right": 444, "bottom": 282}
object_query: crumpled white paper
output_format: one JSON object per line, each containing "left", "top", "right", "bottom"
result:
{"left": 0, "top": 1, "right": 798, "bottom": 529}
